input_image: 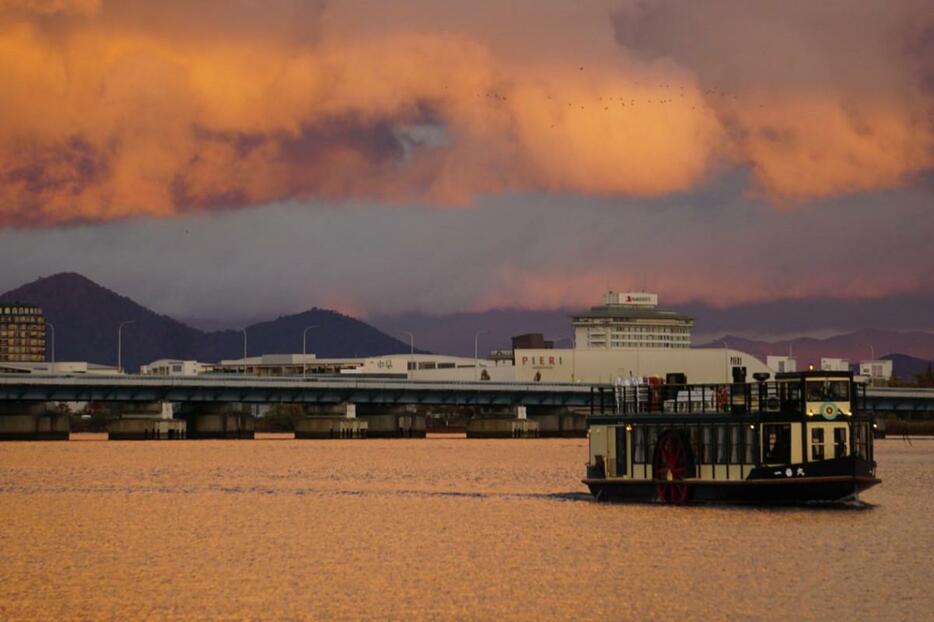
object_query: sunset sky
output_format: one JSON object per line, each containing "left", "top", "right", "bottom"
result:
{"left": 1, "top": 1, "right": 932, "bottom": 327}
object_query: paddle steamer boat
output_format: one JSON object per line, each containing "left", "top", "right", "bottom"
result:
{"left": 583, "top": 370, "right": 879, "bottom": 504}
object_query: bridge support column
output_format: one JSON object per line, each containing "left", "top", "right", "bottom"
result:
{"left": 526, "top": 407, "right": 587, "bottom": 438}
{"left": 0, "top": 402, "right": 70, "bottom": 440}
{"left": 178, "top": 403, "right": 254, "bottom": 439}
{"left": 106, "top": 402, "right": 186, "bottom": 440}
{"left": 295, "top": 403, "right": 368, "bottom": 439}
{"left": 356, "top": 404, "right": 426, "bottom": 438}
{"left": 466, "top": 406, "right": 540, "bottom": 439}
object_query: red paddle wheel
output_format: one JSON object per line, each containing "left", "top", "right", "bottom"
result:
{"left": 653, "top": 431, "right": 690, "bottom": 503}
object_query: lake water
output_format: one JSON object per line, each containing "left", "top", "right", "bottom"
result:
{"left": 0, "top": 436, "right": 931, "bottom": 620}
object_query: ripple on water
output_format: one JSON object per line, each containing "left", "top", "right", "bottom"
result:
{"left": 0, "top": 437, "right": 930, "bottom": 621}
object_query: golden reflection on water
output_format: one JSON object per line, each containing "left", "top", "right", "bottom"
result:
{"left": 0, "top": 436, "right": 931, "bottom": 620}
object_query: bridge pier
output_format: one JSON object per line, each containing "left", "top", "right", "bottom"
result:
{"left": 106, "top": 402, "right": 186, "bottom": 440}
{"left": 295, "top": 403, "right": 368, "bottom": 439}
{"left": 357, "top": 405, "right": 426, "bottom": 438}
{"left": 466, "top": 406, "right": 540, "bottom": 439}
{"left": 0, "top": 402, "right": 69, "bottom": 440}
{"left": 178, "top": 403, "right": 255, "bottom": 439}
{"left": 526, "top": 407, "right": 587, "bottom": 438}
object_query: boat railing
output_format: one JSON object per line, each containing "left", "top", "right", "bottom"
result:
{"left": 611, "top": 381, "right": 800, "bottom": 416}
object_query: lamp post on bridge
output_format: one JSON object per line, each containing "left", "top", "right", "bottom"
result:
{"left": 474, "top": 330, "right": 487, "bottom": 382}
{"left": 117, "top": 320, "right": 135, "bottom": 374}
{"left": 303, "top": 325, "right": 319, "bottom": 378}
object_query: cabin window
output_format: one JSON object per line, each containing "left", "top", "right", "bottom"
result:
{"left": 729, "top": 426, "right": 743, "bottom": 464}
{"left": 763, "top": 424, "right": 791, "bottom": 464}
{"left": 632, "top": 427, "right": 645, "bottom": 464}
{"left": 702, "top": 426, "right": 715, "bottom": 463}
{"left": 645, "top": 426, "right": 659, "bottom": 464}
{"left": 833, "top": 427, "right": 847, "bottom": 458}
{"left": 779, "top": 382, "right": 803, "bottom": 412}
{"left": 806, "top": 381, "right": 849, "bottom": 402}
{"left": 690, "top": 427, "right": 704, "bottom": 465}
{"left": 811, "top": 427, "right": 826, "bottom": 460}
{"left": 854, "top": 424, "right": 869, "bottom": 460}
{"left": 615, "top": 427, "right": 628, "bottom": 476}
{"left": 716, "top": 426, "right": 729, "bottom": 464}
{"left": 744, "top": 426, "right": 756, "bottom": 464}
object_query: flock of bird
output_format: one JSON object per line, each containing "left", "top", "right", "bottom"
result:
{"left": 436, "top": 73, "right": 747, "bottom": 119}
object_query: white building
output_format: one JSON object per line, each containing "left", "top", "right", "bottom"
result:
{"left": 0, "top": 361, "right": 119, "bottom": 375}
{"left": 209, "top": 353, "right": 512, "bottom": 382}
{"left": 573, "top": 292, "right": 693, "bottom": 350}
{"left": 766, "top": 355, "right": 797, "bottom": 374}
{"left": 820, "top": 358, "right": 850, "bottom": 372}
{"left": 858, "top": 359, "right": 893, "bottom": 384}
{"left": 141, "top": 359, "right": 215, "bottom": 376}
{"left": 515, "top": 347, "right": 771, "bottom": 385}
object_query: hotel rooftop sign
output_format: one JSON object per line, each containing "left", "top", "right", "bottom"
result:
{"left": 601, "top": 291, "right": 658, "bottom": 307}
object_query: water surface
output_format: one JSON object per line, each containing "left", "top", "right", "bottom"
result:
{"left": 0, "top": 436, "right": 930, "bottom": 620}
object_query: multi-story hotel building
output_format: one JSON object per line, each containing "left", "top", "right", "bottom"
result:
{"left": 0, "top": 303, "right": 47, "bottom": 362}
{"left": 573, "top": 292, "right": 693, "bottom": 350}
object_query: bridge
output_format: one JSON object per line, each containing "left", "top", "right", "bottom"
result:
{"left": 0, "top": 374, "right": 608, "bottom": 440}
{"left": 862, "top": 387, "right": 934, "bottom": 413}
{"left": 0, "top": 373, "right": 602, "bottom": 407}
{"left": 0, "top": 374, "right": 931, "bottom": 440}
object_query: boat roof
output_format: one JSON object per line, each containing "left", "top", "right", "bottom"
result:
{"left": 775, "top": 370, "right": 855, "bottom": 380}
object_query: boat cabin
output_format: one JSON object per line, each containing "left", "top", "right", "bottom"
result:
{"left": 584, "top": 371, "right": 878, "bottom": 504}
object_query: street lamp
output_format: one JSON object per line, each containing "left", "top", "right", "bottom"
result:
{"left": 303, "top": 325, "right": 319, "bottom": 378}
{"left": 474, "top": 330, "right": 487, "bottom": 381}
{"left": 402, "top": 331, "right": 414, "bottom": 377}
{"left": 45, "top": 321, "right": 55, "bottom": 367}
{"left": 117, "top": 320, "right": 135, "bottom": 374}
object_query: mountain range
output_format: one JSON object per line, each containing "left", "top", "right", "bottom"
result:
{"left": 2, "top": 272, "right": 932, "bottom": 378}
{"left": 0, "top": 273, "right": 414, "bottom": 372}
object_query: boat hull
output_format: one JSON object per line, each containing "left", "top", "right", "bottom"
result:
{"left": 584, "top": 456, "right": 880, "bottom": 505}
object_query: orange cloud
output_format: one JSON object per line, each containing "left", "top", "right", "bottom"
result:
{"left": 474, "top": 263, "right": 933, "bottom": 314}
{"left": 614, "top": 0, "right": 934, "bottom": 201}
{"left": 0, "top": 1, "right": 930, "bottom": 227}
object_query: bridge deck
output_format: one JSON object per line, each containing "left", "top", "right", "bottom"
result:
{"left": 0, "top": 374, "right": 606, "bottom": 408}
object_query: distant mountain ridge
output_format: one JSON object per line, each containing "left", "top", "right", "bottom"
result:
{"left": 5, "top": 273, "right": 932, "bottom": 375}
{"left": 0, "top": 273, "right": 414, "bottom": 371}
